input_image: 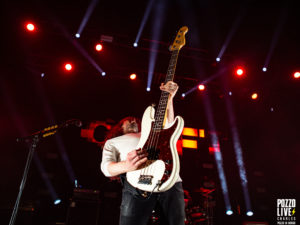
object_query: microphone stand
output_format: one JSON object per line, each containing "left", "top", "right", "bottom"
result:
{"left": 9, "top": 134, "right": 40, "bottom": 225}
{"left": 9, "top": 119, "right": 82, "bottom": 225}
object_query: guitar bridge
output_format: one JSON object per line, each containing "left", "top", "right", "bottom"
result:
{"left": 138, "top": 175, "right": 153, "bottom": 185}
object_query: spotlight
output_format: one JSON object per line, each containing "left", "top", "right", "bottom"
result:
{"left": 293, "top": 72, "right": 300, "bottom": 79}
{"left": 54, "top": 199, "right": 61, "bottom": 205}
{"left": 216, "top": 57, "right": 221, "bottom": 62}
{"left": 235, "top": 68, "right": 244, "bottom": 76}
{"left": 75, "top": 33, "right": 80, "bottom": 38}
{"left": 181, "top": 93, "right": 185, "bottom": 98}
{"left": 101, "top": 72, "right": 106, "bottom": 76}
{"left": 198, "top": 84, "right": 205, "bottom": 91}
{"left": 26, "top": 23, "right": 35, "bottom": 32}
{"left": 228, "top": 91, "right": 232, "bottom": 96}
{"left": 262, "top": 67, "right": 267, "bottom": 72}
{"left": 251, "top": 93, "right": 258, "bottom": 100}
{"left": 95, "top": 43, "right": 103, "bottom": 51}
{"left": 146, "top": 87, "right": 151, "bottom": 92}
{"left": 129, "top": 73, "right": 137, "bottom": 80}
{"left": 41, "top": 73, "right": 45, "bottom": 78}
{"left": 133, "top": 42, "right": 138, "bottom": 47}
{"left": 64, "top": 63, "right": 73, "bottom": 71}
{"left": 246, "top": 211, "right": 254, "bottom": 216}
{"left": 226, "top": 210, "right": 233, "bottom": 215}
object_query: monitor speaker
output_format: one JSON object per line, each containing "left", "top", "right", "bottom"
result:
{"left": 66, "top": 188, "right": 101, "bottom": 225}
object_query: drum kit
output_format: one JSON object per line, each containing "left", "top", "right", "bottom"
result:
{"left": 185, "top": 188, "right": 215, "bottom": 225}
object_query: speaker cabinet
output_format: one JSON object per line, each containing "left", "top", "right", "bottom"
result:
{"left": 66, "top": 188, "right": 101, "bottom": 225}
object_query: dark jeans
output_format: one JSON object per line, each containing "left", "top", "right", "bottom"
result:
{"left": 119, "top": 180, "right": 185, "bottom": 225}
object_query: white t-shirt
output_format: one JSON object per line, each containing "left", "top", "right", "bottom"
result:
{"left": 101, "top": 133, "right": 141, "bottom": 177}
{"left": 101, "top": 132, "right": 182, "bottom": 182}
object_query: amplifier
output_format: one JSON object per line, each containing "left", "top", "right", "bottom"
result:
{"left": 66, "top": 188, "right": 101, "bottom": 225}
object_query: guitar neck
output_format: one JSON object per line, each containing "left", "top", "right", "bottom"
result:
{"left": 153, "top": 49, "right": 180, "bottom": 130}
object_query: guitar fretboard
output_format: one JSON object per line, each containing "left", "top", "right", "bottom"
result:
{"left": 153, "top": 49, "right": 179, "bottom": 131}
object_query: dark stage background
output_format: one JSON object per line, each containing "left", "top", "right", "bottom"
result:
{"left": 1, "top": 0, "right": 299, "bottom": 224}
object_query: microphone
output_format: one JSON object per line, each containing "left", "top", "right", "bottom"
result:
{"left": 16, "top": 119, "right": 83, "bottom": 142}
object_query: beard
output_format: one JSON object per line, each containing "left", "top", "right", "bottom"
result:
{"left": 124, "top": 122, "right": 139, "bottom": 134}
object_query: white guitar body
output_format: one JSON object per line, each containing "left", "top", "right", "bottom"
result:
{"left": 126, "top": 26, "right": 188, "bottom": 193}
{"left": 126, "top": 106, "right": 184, "bottom": 192}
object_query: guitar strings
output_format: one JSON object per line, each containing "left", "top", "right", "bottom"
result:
{"left": 141, "top": 96, "right": 164, "bottom": 177}
{"left": 143, "top": 92, "right": 167, "bottom": 175}
{"left": 150, "top": 93, "right": 167, "bottom": 176}
{"left": 139, "top": 50, "right": 179, "bottom": 181}
{"left": 150, "top": 50, "right": 179, "bottom": 177}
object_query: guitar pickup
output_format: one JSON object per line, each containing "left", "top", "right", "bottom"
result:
{"left": 138, "top": 175, "right": 153, "bottom": 185}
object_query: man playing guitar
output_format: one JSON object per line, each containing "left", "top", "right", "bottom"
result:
{"left": 101, "top": 81, "right": 185, "bottom": 225}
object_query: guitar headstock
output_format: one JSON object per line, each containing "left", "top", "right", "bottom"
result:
{"left": 169, "top": 26, "right": 188, "bottom": 51}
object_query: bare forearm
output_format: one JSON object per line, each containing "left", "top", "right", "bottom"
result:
{"left": 160, "top": 81, "right": 178, "bottom": 124}
{"left": 106, "top": 149, "right": 148, "bottom": 177}
{"left": 167, "top": 97, "right": 175, "bottom": 123}
{"left": 107, "top": 161, "right": 128, "bottom": 177}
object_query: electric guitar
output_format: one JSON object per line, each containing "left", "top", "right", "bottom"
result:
{"left": 126, "top": 26, "right": 188, "bottom": 193}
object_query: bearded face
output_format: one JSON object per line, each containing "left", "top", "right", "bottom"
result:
{"left": 122, "top": 119, "right": 139, "bottom": 134}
